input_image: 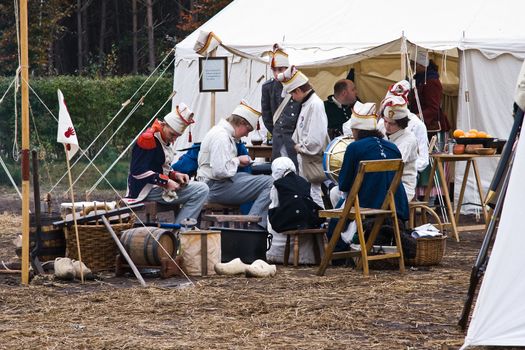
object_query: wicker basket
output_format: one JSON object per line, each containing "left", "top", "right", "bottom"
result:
{"left": 359, "top": 234, "right": 447, "bottom": 269}
{"left": 406, "top": 235, "right": 447, "bottom": 266}
{"left": 65, "top": 217, "right": 134, "bottom": 272}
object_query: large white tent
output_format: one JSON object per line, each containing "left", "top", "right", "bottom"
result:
{"left": 461, "top": 119, "right": 525, "bottom": 347}
{"left": 461, "top": 63, "right": 525, "bottom": 348}
{"left": 172, "top": 0, "right": 525, "bottom": 211}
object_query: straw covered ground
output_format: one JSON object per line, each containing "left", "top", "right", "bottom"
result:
{"left": 0, "top": 211, "right": 492, "bottom": 349}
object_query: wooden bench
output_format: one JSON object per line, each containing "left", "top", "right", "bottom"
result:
{"left": 142, "top": 201, "right": 181, "bottom": 223}
{"left": 280, "top": 228, "right": 327, "bottom": 267}
{"left": 199, "top": 202, "right": 242, "bottom": 229}
{"left": 202, "top": 202, "right": 241, "bottom": 214}
{"left": 202, "top": 214, "right": 262, "bottom": 229}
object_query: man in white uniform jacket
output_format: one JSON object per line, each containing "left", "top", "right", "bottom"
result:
{"left": 278, "top": 65, "right": 330, "bottom": 208}
{"left": 197, "top": 101, "right": 273, "bottom": 229}
{"left": 382, "top": 99, "right": 419, "bottom": 201}
{"left": 377, "top": 81, "right": 429, "bottom": 173}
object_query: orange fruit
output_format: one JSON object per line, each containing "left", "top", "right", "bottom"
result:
{"left": 453, "top": 129, "right": 465, "bottom": 138}
{"left": 464, "top": 132, "right": 477, "bottom": 138}
{"left": 477, "top": 131, "right": 488, "bottom": 138}
{"left": 469, "top": 129, "right": 478, "bottom": 134}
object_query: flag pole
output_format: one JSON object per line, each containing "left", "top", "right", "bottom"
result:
{"left": 64, "top": 144, "right": 84, "bottom": 283}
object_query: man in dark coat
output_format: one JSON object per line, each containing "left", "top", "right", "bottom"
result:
{"left": 261, "top": 44, "right": 302, "bottom": 168}
{"left": 324, "top": 79, "right": 358, "bottom": 139}
{"left": 123, "top": 103, "right": 209, "bottom": 224}
{"left": 408, "top": 50, "right": 450, "bottom": 138}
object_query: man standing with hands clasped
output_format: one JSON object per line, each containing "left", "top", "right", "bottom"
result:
{"left": 261, "top": 44, "right": 302, "bottom": 168}
{"left": 278, "top": 65, "right": 330, "bottom": 208}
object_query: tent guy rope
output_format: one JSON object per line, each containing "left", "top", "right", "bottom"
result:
{"left": 47, "top": 48, "right": 177, "bottom": 195}
{"left": 66, "top": 54, "right": 178, "bottom": 194}
{"left": 87, "top": 90, "right": 177, "bottom": 195}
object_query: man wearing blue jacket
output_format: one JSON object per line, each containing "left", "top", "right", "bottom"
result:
{"left": 123, "top": 103, "right": 209, "bottom": 224}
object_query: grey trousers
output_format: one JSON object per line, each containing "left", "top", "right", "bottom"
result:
{"left": 145, "top": 181, "right": 209, "bottom": 224}
{"left": 207, "top": 172, "right": 273, "bottom": 228}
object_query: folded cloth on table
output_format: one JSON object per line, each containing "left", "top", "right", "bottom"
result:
{"left": 411, "top": 223, "right": 442, "bottom": 238}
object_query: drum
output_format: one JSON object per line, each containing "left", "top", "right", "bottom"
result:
{"left": 323, "top": 136, "right": 354, "bottom": 183}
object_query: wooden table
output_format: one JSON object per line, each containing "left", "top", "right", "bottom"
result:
{"left": 423, "top": 153, "right": 500, "bottom": 242}
{"left": 246, "top": 144, "right": 272, "bottom": 160}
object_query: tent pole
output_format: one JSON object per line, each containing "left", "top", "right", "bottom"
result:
{"left": 401, "top": 34, "right": 406, "bottom": 78}
{"left": 210, "top": 48, "right": 217, "bottom": 126}
{"left": 20, "top": 0, "right": 31, "bottom": 285}
{"left": 401, "top": 55, "right": 406, "bottom": 79}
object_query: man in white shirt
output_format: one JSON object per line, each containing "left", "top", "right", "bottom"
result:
{"left": 382, "top": 102, "right": 419, "bottom": 201}
{"left": 278, "top": 66, "right": 330, "bottom": 208}
{"left": 197, "top": 101, "right": 273, "bottom": 228}
{"left": 378, "top": 81, "right": 429, "bottom": 172}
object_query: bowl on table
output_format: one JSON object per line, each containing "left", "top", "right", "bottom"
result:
{"left": 453, "top": 144, "right": 466, "bottom": 154}
{"left": 455, "top": 137, "right": 494, "bottom": 148}
{"left": 474, "top": 147, "right": 497, "bottom": 155}
{"left": 489, "top": 139, "right": 507, "bottom": 154}
{"left": 465, "top": 144, "right": 484, "bottom": 154}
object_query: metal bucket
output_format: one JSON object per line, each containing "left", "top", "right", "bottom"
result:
{"left": 214, "top": 227, "right": 272, "bottom": 263}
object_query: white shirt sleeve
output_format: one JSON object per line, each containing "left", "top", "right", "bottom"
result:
{"left": 410, "top": 119, "right": 430, "bottom": 172}
{"left": 296, "top": 98, "right": 329, "bottom": 156}
{"left": 208, "top": 135, "right": 240, "bottom": 179}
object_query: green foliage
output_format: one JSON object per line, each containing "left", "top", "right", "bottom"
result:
{"left": 0, "top": 158, "right": 20, "bottom": 187}
{"left": 98, "top": 160, "right": 130, "bottom": 190}
{"left": 0, "top": 74, "right": 173, "bottom": 164}
{"left": 177, "top": 0, "right": 234, "bottom": 38}
{"left": 0, "top": 0, "right": 73, "bottom": 76}
{"left": 1, "top": 1, "right": 232, "bottom": 76}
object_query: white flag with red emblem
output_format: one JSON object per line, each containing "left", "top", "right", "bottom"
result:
{"left": 56, "top": 89, "right": 79, "bottom": 160}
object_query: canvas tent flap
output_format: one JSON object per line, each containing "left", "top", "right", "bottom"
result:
{"left": 462, "top": 104, "right": 525, "bottom": 348}
{"left": 455, "top": 51, "right": 522, "bottom": 211}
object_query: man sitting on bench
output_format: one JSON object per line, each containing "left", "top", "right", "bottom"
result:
{"left": 197, "top": 101, "right": 273, "bottom": 229}
{"left": 123, "top": 103, "right": 209, "bottom": 224}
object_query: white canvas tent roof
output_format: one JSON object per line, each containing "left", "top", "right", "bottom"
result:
{"left": 174, "top": 0, "right": 525, "bottom": 64}
{"left": 172, "top": 0, "right": 525, "bottom": 211}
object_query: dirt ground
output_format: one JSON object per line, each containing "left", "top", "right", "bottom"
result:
{"left": 0, "top": 187, "right": 500, "bottom": 350}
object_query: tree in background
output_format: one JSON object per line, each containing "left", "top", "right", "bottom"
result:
{"left": 176, "top": 0, "right": 233, "bottom": 38}
{"left": 0, "top": 0, "right": 232, "bottom": 77}
{"left": 0, "top": 1, "right": 73, "bottom": 76}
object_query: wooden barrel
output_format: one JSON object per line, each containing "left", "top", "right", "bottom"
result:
{"left": 120, "top": 227, "right": 177, "bottom": 266}
{"left": 27, "top": 212, "right": 66, "bottom": 262}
